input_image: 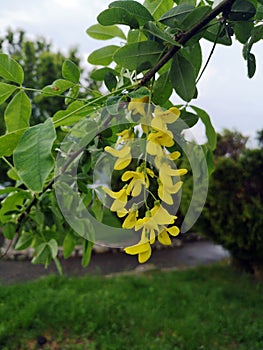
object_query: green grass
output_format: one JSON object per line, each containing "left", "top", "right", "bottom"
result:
{"left": 0, "top": 264, "right": 263, "bottom": 350}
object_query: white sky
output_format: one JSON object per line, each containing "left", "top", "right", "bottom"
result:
{"left": 0, "top": 0, "right": 262, "bottom": 144}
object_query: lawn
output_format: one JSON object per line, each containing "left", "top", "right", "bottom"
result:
{"left": 0, "top": 263, "right": 263, "bottom": 350}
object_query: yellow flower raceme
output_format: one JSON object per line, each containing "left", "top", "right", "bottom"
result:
{"left": 103, "top": 186, "right": 128, "bottom": 212}
{"left": 122, "top": 170, "right": 146, "bottom": 197}
{"left": 151, "top": 107, "right": 180, "bottom": 133}
{"left": 128, "top": 95, "right": 149, "bottom": 117}
{"left": 158, "top": 225, "right": 180, "bottom": 245}
{"left": 147, "top": 130, "right": 174, "bottom": 156}
{"left": 105, "top": 145, "right": 132, "bottom": 170}
{"left": 158, "top": 180, "right": 183, "bottom": 205}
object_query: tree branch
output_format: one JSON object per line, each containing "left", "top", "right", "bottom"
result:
{"left": 139, "top": 0, "right": 236, "bottom": 86}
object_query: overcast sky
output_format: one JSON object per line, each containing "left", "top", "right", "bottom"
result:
{"left": 1, "top": 0, "right": 262, "bottom": 145}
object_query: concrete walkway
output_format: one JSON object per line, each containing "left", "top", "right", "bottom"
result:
{"left": 0, "top": 240, "right": 229, "bottom": 285}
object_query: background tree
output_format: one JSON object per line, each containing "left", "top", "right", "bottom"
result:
{"left": 214, "top": 128, "right": 249, "bottom": 160}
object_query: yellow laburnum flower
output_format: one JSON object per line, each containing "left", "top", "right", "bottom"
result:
{"left": 103, "top": 187, "right": 128, "bottom": 212}
{"left": 135, "top": 215, "right": 158, "bottom": 242}
{"left": 116, "top": 128, "right": 134, "bottom": 144}
{"left": 150, "top": 203, "right": 177, "bottom": 226}
{"left": 157, "top": 162, "right": 187, "bottom": 187}
{"left": 151, "top": 107, "right": 180, "bottom": 133}
{"left": 124, "top": 240, "right": 152, "bottom": 263}
{"left": 147, "top": 130, "right": 174, "bottom": 156}
{"left": 158, "top": 225, "right": 180, "bottom": 245}
{"left": 158, "top": 180, "right": 183, "bottom": 205}
{"left": 128, "top": 95, "right": 149, "bottom": 117}
{"left": 122, "top": 207, "right": 139, "bottom": 229}
{"left": 122, "top": 170, "right": 146, "bottom": 197}
{"left": 105, "top": 145, "right": 132, "bottom": 170}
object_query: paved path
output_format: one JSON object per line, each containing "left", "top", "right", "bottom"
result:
{"left": 0, "top": 240, "right": 229, "bottom": 285}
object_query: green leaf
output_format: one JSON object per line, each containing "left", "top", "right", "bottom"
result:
{"left": 143, "top": 21, "right": 181, "bottom": 46}
{"left": 53, "top": 101, "right": 97, "bottom": 127}
{"left": 15, "top": 231, "right": 34, "bottom": 250}
{"left": 170, "top": 53, "right": 196, "bottom": 102}
{"left": 0, "top": 128, "right": 26, "bottom": 157}
{"left": 143, "top": 0, "right": 174, "bottom": 19}
{"left": 42, "top": 79, "right": 75, "bottom": 96}
{"left": 180, "top": 43, "right": 202, "bottom": 77}
{"left": 0, "top": 191, "right": 30, "bottom": 223}
{"left": 128, "top": 86, "right": 150, "bottom": 99}
{"left": 65, "top": 85, "right": 80, "bottom": 105}
{"left": 250, "top": 24, "right": 263, "bottom": 44}
{"left": 152, "top": 71, "right": 173, "bottom": 105}
{"left": 4, "top": 91, "right": 31, "bottom": 133}
{"left": 109, "top": 1, "right": 154, "bottom": 26}
{"left": 63, "top": 232, "right": 76, "bottom": 259}
{"left": 229, "top": 0, "right": 256, "bottom": 21}
{"left": 90, "top": 67, "right": 117, "bottom": 81}
{"left": 88, "top": 45, "right": 119, "bottom": 66}
{"left": 82, "top": 239, "right": 94, "bottom": 267}
{"left": 48, "top": 239, "right": 58, "bottom": 259}
{"left": 203, "top": 21, "right": 232, "bottom": 46}
{"left": 13, "top": 118, "right": 56, "bottom": 192}
{"left": 127, "top": 29, "right": 147, "bottom": 43}
{"left": 32, "top": 243, "right": 51, "bottom": 266}
{"left": 190, "top": 105, "right": 217, "bottom": 150}
{"left": 233, "top": 21, "right": 254, "bottom": 43}
{"left": 98, "top": 8, "right": 139, "bottom": 28}
{"left": 0, "top": 82, "right": 17, "bottom": 105}
{"left": 3, "top": 222, "right": 17, "bottom": 240}
{"left": 203, "top": 146, "right": 215, "bottom": 176}
{"left": 180, "top": 109, "right": 199, "bottom": 128}
{"left": 159, "top": 4, "right": 194, "bottom": 27}
{"left": 62, "top": 60, "right": 80, "bottom": 83}
{"left": 180, "top": 5, "right": 210, "bottom": 31}
{"left": 0, "top": 53, "right": 24, "bottom": 85}
{"left": 87, "top": 23, "right": 126, "bottom": 40}
{"left": 104, "top": 72, "right": 118, "bottom": 91}
{"left": 114, "top": 41, "right": 164, "bottom": 72}
{"left": 247, "top": 52, "right": 256, "bottom": 78}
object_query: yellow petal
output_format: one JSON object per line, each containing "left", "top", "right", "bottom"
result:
{"left": 124, "top": 241, "right": 150, "bottom": 255}
{"left": 158, "top": 183, "right": 174, "bottom": 205}
{"left": 122, "top": 210, "right": 138, "bottom": 229}
{"left": 111, "top": 199, "right": 126, "bottom": 212}
{"left": 146, "top": 140, "right": 163, "bottom": 156}
{"left": 167, "top": 226, "right": 180, "bottom": 236}
{"left": 105, "top": 145, "right": 130, "bottom": 158}
{"left": 103, "top": 187, "right": 126, "bottom": 199}
{"left": 158, "top": 230, "right": 172, "bottom": 245}
{"left": 114, "top": 156, "right": 132, "bottom": 170}
{"left": 138, "top": 246, "right": 151, "bottom": 263}
{"left": 168, "top": 151, "right": 181, "bottom": 160}
{"left": 131, "top": 180, "right": 143, "bottom": 197}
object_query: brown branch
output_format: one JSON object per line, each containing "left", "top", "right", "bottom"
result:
{"left": 139, "top": 0, "right": 236, "bottom": 86}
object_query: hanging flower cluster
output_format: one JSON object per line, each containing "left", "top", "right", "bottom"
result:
{"left": 103, "top": 96, "right": 187, "bottom": 263}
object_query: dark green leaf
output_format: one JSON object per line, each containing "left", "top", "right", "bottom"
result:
{"left": 0, "top": 82, "right": 17, "bottom": 105}
{"left": 127, "top": 29, "right": 147, "bottom": 43}
{"left": 180, "top": 109, "right": 199, "bottom": 128}
{"left": 128, "top": 86, "right": 150, "bottom": 99}
{"left": 13, "top": 118, "right": 56, "bottom": 192}
{"left": 32, "top": 243, "right": 51, "bottom": 266}
{"left": 159, "top": 4, "right": 194, "bottom": 27}
{"left": 0, "top": 53, "right": 24, "bottom": 85}
{"left": 247, "top": 52, "right": 256, "bottom": 78}
{"left": 256, "top": 3, "right": 263, "bottom": 20}
{"left": 48, "top": 239, "right": 58, "bottom": 259}
{"left": 86, "top": 23, "right": 126, "bottom": 40}
{"left": 143, "top": 0, "right": 174, "bottom": 19}
{"left": 114, "top": 41, "right": 165, "bottom": 72}
{"left": 229, "top": 0, "right": 256, "bottom": 21}
{"left": 62, "top": 59, "right": 80, "bottom": 83}
{"left": 180, "top": 43, "right": 202, "bottom": 77}
{"left": 4, "top": 91, "right": 31, "bottom": 133}
{"left": 250, "top": 24, "right": 263, "bottom": 44}
{"left": 170, "top": 53, "right": 196, "bottom": 102}
{"left": 109, "top": 1, "right": 154, "bottom": 25}
{"left": 233, "top": 21, "right": 254, "bottom": 43}
{"left": 143, "top": 21, "right": 180, "bottom": 46}
{"left": 152, "top": 71, "right": 173, "bottom": 105}
{"left": 190, "top": 105, "right": 217, "bottom": 150}
{"left": 181, "top": 5, "right": 210, "bottom": 31}
{"left": 65, "top": 85, "right": 80, "bottom": 105}
{"left": 106, "top": 96, "right": 122, "bottom": 115}
{"left": 88, "top": 45, "right": 120, "bottom": 66}
{"left": 98, "top": 8, "right": 139, "bottom": 28}
{"left": 104, "top": 72, "right": 118, "bottom": 91}
{"left": 203, "top": 21, "right": 232, "bottom": 46}
{"left": 90, "top": 68, "right": 118, "bottom": 81}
